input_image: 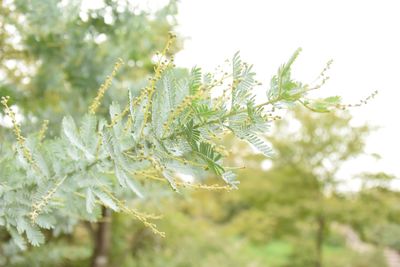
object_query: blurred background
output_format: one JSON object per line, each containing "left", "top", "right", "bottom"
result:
{"left": 1, "top": 0, "right": 399, "bottom": 266}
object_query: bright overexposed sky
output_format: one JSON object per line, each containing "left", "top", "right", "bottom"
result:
{"left": 174, "top": 0, "right": 400, "bottom": 181}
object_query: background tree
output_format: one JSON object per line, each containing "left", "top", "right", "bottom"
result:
{"left": 186, "top": 108, "right": 392, "bottom": 267}
{"left": 346, "top": 172, "right": 400, "bottom": 251}
{"left": 1, "top": 0, "right": 180, "bottom": 266}
{"left": 0, "top": 0, "right": 180, "bottom": 136}
{"left": 266, "top": 108, "right": 369, "bottom": 267}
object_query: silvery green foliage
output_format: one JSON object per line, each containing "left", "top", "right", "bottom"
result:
{"left": 0, "top": 51, "right": 340, "bottom": 249}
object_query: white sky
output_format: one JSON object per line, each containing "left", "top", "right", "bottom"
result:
{"left": 174, "top": 0, "right": 400, "bottom": 180}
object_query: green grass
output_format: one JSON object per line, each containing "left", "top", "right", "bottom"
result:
{"left": 243, "top": 240, "right": 292, "bottom": 266}
{"left": 241, "top": 240, "right": 387, "bottom": 267}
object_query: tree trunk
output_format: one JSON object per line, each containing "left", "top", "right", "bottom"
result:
{"left": 315, "top": 216, "right": 325, "bottom": 267}
{"left": 90, "top": 207, "right": 112, "bottom": 267}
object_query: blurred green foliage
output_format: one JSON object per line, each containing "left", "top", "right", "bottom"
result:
{"left": 0, "top": 0, "right": 180, "bottom": 135}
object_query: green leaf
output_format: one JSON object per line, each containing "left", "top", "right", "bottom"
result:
{"left": 86, "top": 188, "right": 96, "bottom": 214}
{"left": 25, "top": 224, "right": 45, "bottom": 246}
{"left": 197, "top": 142, "right": 224, "bottom": 175}
{"left": 268, "top": 48, "right": 302, "bottom": 102}
{"left": 62, "top": 116, "right": 94, "bottom": 161}
{"left": 16, "top": 217, "right": 30, "bottom": 235}
{"left": 94, "top": 190, "right": 119, "bottom": 211}
{"left": 115, "top": 165, "right": 127, "bottom": 187}
{"left": 192, "top": 104, "right": 217, "bottom": 120}
{"left": 152, "top": 74, "right": 173, "bottom": 137}
{"left": 80, "top": 114, "right": 98, "bottom": 153}
{"left": 126, "top": 176, "right": 145, "bottom": 199}
{"left": 129, "top": 91, "right": 146, "bottom": 140}
{"left": 243, "top": 134, "right": 274, "bottom": 158}
{"left": 35, "top": 214, "right": 56, "bottom": 229}
{"left": 232, "top": 51, "right": 242, "bottom": 79}
{"left": 162, "top": 169, "right": 178, "bottom": 192}
{"left": 183, "top": 120, "right": 200, "bottom": 144}
{"left": 222, "top": 171, "right": 239, "bottom": 188}
{"left": 189, "top": 66, "right": 202, "bottom": 94}
{"left": 24, "top": 137, "right": 50, "bottom": 177}
{"left": 323, "top": 96, "right": 341, "bottom": 104}
{"left": 109, "top": 102, "right": 124, "bottom": 137}
{"left": 303, "top": 96, "right": 341, "bottom": 113}
{"left": 10, "top": 228, "right": 27, "bottom": 250}
{"left": 231, "top": 53, "right": 257, "bottom": 108}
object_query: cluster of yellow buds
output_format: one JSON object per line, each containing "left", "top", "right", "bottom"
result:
{"left": 1, "top": 96, "right": 24, "bottom": 144}
{"left": 176, "top": 181, "right": 233, "bottom": 192}
{"left": 344, "top": 90, "right": 379, "bottom": 109}
{"left": 108, "top": 85, "right": 150, "bottom": 129}
{"left": 89, "top": 58, "right": 124, "bottom": 115}
{"left": 38, "top": 119, "right": 49, "bottom": 143}
{"left": 1, "top": 96, "right": 39, "bottom": 171}
{"left": 101, "top": 187, "right": 165, "bottom": 237}
{"left": 30, "top": 175, "right": 67, "bottom": 222}
{"left": 139, "top": 33, "right": 176, "bottom": 137}
{"left": 104, "top": 33, "right": 177, "bottom": 131}
{"left": 162, "top": 89, "right": 206, "bottom": 136}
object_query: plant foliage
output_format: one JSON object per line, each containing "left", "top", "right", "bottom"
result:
{"left": 0, "top": 34, "right": 346, "bottom": 249}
